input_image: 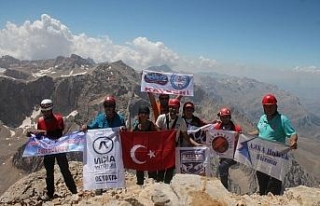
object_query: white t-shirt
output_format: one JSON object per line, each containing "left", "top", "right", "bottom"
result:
{"left": 156, "top": 113, "right": 187, "bottom": 142}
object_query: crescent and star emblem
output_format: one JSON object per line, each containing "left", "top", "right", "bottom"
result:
{"left": 130, "top": 144, "right": 156, "bottom": 164}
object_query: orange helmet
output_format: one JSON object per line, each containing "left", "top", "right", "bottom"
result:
{"left": 103, "top": 95, "right": 116, "bottom": 107}
{"left": 262, "top": 94, "right": 277, "bottom": 105}
{"left": 218, "top": 107, "right": 231, "bottom": 116}
{"left": 168, "top": 99, "right": 180, "bottom": 108}
{"left": 183, "top": 101, "right": 195, "bottom": 112}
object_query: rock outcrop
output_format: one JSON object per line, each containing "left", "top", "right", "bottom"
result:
{"left": 1, "top": 161, "right": 320, "bottom": 206}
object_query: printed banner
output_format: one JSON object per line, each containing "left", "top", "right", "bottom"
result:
{"left": 141, "top": 70, "right": 194, "bottom": 96}
{"left": 83, "top": 128, "right": 125, "bottom": 190}
{"left": 175, "top": 147, "right": 208, "bottom": 176}
{"left": 120, "top": 130, "right": 176, "bottom": 171}
{"left": 234, "top": 134, "right": 291, "bottom": 181}
{"left": 206, "top": 127, "right": 236, "bottom": 159}
{"left": 22, "top": 131, "right": 85, "bottom": 157}
{"left": 187, "top": 124, "right": 213, "bottom": 144}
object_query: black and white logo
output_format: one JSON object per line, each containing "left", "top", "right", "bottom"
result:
{"left": 93, "top": 136, "right": 114, "bottom": 154}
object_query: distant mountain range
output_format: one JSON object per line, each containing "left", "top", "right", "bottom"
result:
{"left": 0, "top": 54, "right": 319, "bottom": 195}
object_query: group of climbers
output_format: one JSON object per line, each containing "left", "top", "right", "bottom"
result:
{"left": 29, "top": 90, "right": 298, "bottom": 200}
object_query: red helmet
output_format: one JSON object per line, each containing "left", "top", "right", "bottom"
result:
{"left": 103, "top": 95, "right": 116, "bottom": 107}
{"left": 262, "top": 94, "right": 277, "bottom": 105}
{"left": 168, "top": 99, "right": 180, "bottom": 108}
{"left": 183, "top": 101, "right": 195, "bottom": 112}
{"left": 218, "top": 107, "right": 231, "bottom": 116}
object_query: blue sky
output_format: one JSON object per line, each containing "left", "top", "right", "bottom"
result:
{"left": 0, "top": 0, "right": 320, "bottom": 97}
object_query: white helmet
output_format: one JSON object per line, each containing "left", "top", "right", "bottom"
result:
{"left": 40, "top": 99, "right": 53, "bottom": 111}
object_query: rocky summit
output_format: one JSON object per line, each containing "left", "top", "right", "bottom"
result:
{"left": 0, "top": 161, "right": 320, "bottom": 206}
{"left": 1, "top": 54, "right": 320, "bottom": 205}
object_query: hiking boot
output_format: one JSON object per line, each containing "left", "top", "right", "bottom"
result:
{"left": 95, "top": 189, "right": 103, "bottom": 196}
{"left": 71, "top": 189, "right": 78, "bottom": 194}
{"left": 71, "top": 193, "right": 80, "bottom": 203}
{"left": 41, "top": 193, "right": 53, "bottom": 201}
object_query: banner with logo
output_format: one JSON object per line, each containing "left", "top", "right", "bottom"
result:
{"left": 120, "top": 130, "right": 176, "bottom": 171}
{"left": 22, "top": 131, "right": 85, "bottom": 157}
{"left": 83, "top": 128, "right": 125, "bottom": 190}
{"left": 187, "top": 124, "right": 213, "bottom": 144}
{"left": 141, "top": 70, "right": 194, "bottom": 96}
{"left": 206, "top": 128, "right": 236, "bottom": 159}
{"left": 234, "top": 134, "right": 291, "bottom": 181}
{"left": 175, "top": 147, "right": 208, "bottom": 176}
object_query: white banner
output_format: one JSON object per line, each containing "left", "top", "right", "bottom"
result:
{"left": 187, "top": 124, "right": 213, "bottom": 144}
{"left": 175, "top": 147, "right": 209, "bottom": 176}
{"left": 234, "top": 134, "right": 291, "bottom": 181}
{"left": 141, "top": 70, "right": 194, "bottom": 96}
{"left": 206, "top": 127, "right": 236, "bottom": 159}
{"left": 83, "top": 128, "right": 125, "bottom": 190}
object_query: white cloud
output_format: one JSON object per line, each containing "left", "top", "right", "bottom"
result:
{"left": 1, "top": 14, "right": 319, "bottom": 100}
{"left": 0, "top": 14, "right": 219, "bottom": 71}
{"left": 292, "top": 66, "right": 320, "bottom": 74}
{"left": 0, "top": 14, "right": 72, "bottom": 60}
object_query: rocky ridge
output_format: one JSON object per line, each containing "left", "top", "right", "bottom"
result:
{"left": 1, "top": 161, "right": 320, "bottom": 206}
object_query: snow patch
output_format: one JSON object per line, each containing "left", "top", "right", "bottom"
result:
{"left": 32, "top": 67, "right": 55, "bottom": 77}
{"left": 10, "top": 130, "right": 15, "bottom": 137}
{"left": 19, "top": 108, "right": 41, "bottom": 129}
{"left": 60, "top": 71, "right": 87, "bottom": 77}
{"left": 66, "top": 110, "right": 78, "bottom": 119}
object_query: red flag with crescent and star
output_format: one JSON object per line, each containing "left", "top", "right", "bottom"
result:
{"left": 120, "top": 130, "right": 176, "bottom": 171}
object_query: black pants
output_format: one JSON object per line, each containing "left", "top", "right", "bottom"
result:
{"left": 157, "top": 166, "right": 175, "bottom": 184}
{"left": 218, "top": 158, "right": 236, "bottom": 189}
{"left": 256, "top": 171, "right": 282, "bottom": 195}
{"left": 136, "top": 170, "right": 157, "bottom": 185}
{"left": 44, "top": 153, "right": 77, "bottom": 197}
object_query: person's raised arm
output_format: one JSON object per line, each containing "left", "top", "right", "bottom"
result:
{"left": 175, "top": 95, "right": 183, "bottom": 101}
{"left": 148, "top": 92, "right": 156, "bottom": 107}
{"left": 248, "top": 130, "right": 258, "bottom": 136}
{"left": 181, "top": 131, "right": 202, "bottom": 147}
{"left": 148, "top": 92, "right": 160, "bottom": 121}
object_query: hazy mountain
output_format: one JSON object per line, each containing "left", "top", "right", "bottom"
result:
{"left": 146, "top": 64, "right": 173, "bottom": 72}
{"left": 193, "top": 73, "right": 320, "bottom": 140}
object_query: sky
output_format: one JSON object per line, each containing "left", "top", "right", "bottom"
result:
{"left": 0, "top": 0, "right": 319, "bottom": 99}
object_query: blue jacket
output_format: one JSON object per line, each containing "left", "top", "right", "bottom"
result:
{"left": 87, "top": 112, "right": 125, "bottom": 129}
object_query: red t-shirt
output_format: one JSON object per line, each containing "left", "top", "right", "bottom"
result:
{"left": 37, "top": 114, "right": 64, "bottom": 139}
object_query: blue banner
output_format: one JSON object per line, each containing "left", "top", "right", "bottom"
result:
{"left": 22, "top": 131, "right": 85, "bottom": 157}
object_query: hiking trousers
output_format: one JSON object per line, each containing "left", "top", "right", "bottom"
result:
{"left": 256, "top": 171, "right": 282, "bottom": 195}
{"left": 136, "top": 170, "right": 157, "bottom": 185}
{"left": 218, "top": 158, "right": 236, "bottom": 189}
{"left": 44, "top": 153, "right": 77, "bottom": 197}
{"left": 157, "top": 166, "right": 175, "bottom": 184}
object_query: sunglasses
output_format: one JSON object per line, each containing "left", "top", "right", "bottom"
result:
{"left": 159, "top": 98, "right": 169, "bottom": 100}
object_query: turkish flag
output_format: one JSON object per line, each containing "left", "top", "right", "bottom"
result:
{"left": 120, "top": 130, "right": 176, "bottom": 171}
